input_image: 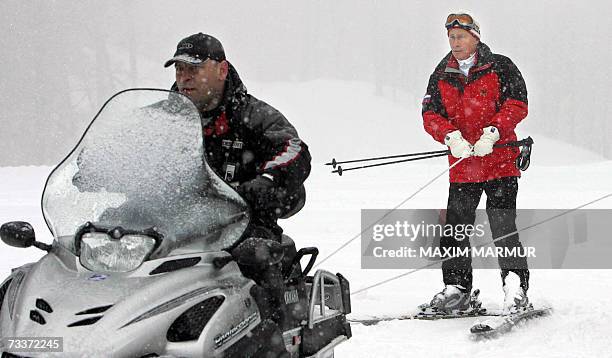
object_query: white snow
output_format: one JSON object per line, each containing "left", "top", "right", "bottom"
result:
{"left": 2, "top": 80, "right": 612, "bottom": 357}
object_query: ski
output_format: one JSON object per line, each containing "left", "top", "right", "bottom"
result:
{"left": 350, "top": 288, "right": 501, "bottom": 326}
{"left": 349, "top": 308, "right": 499, "bottom": 326}
{"left": 469, "top": 305, "right": 553, "bottom": 340}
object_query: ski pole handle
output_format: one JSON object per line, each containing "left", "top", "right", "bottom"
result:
{"left": 494, "top": 136, "right": 534, "bottom": 148}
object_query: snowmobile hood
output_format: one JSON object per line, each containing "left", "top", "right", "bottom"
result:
{"left": 0, "top": 247, "right": 257, "bottom": 357}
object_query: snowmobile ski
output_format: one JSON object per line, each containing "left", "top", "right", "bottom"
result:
{"left": 469, "top": 305, "right": 553, "bottom": 340}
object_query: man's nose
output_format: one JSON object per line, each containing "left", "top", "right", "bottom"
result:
{"left": 176, "top": 71, "right": 191, "bottom": 82}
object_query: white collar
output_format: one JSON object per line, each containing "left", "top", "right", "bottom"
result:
{"left": 457, "top": 52, "right": 477, "bottom": 76}
{"left": 457, "top": 51, "right": 477, "bottom": 67}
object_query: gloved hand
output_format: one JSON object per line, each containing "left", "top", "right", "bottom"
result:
{"left": 237, "top": 175, "right": 276, "bottom": 210}
{"left": 473, "top": 126, "right": 500, "bottom": 157}
{"left": 444, "top": 130, "right": 473, "bottom": 159}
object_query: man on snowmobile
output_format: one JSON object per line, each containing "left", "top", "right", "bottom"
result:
{"left": 165, "top": 33, "right": 311, "bottom": 242}
{"left": 421, "top": 13, "right": 530, "bottom": 314}
{"left": 165, "top": 33, "right": 311, "bottom": 336}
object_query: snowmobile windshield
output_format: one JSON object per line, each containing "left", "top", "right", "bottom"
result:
{"left": 41, "top": 89, "right": 250, "bottom": 258}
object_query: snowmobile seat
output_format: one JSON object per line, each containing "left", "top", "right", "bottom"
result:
{"left": 280, "top": 235, "right": 298, "bottom": 278}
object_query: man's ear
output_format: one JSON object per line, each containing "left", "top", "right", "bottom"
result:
{"left": 218, "top": 61, "right": 229, "bottom": 81}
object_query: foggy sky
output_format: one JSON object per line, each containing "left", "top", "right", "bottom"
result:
{"left": 1, "top": 0, "right": 611, "bottom": 165}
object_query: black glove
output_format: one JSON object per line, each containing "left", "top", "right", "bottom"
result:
{"left": 231, "top": 237, "right": 284, "bottom": 268}
{"left": 237, "top": 175, "right": 277, "bottom": 211}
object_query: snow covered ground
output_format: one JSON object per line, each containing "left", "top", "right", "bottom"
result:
{"left": 1, "top": 80, "right": 611, "bottom": 357}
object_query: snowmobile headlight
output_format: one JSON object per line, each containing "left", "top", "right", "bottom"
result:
{"left": 80, "top": 233, "right": 157, "bottom": 272}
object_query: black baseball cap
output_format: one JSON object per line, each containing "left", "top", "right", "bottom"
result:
{"left": 164, "top": 33, "right": 226, "bottom": 68}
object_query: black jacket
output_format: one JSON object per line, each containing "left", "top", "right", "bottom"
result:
{"left": 172, "top": 63, "right": 311, "bottom": 216}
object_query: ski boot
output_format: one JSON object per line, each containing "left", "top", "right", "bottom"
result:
{"left": 502, "top": 272, "right": 531, "bottom": 314}
{"left": 418, "top": 285, "right": 484, "bottom": 318}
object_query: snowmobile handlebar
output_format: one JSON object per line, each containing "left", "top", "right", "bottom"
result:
{"left": 286, "top": 247, "right": 319, "bottom": 281}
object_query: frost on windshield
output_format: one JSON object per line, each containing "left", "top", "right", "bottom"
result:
{"left": 42, "top": 90, "right": 249, "bottom": 256}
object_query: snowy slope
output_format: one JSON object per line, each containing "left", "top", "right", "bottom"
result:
{"left": 1, "top": 80, "right": 611, "bottom": 357}
{"left": 292, "top": 164, "right": 612, "bottom": 358}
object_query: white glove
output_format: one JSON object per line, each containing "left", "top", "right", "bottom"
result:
{"left": 473, "top": 126, "right": 500, "bottom": 157}
{"left": 444, "top": 130, "right": 472, "bottom": 159}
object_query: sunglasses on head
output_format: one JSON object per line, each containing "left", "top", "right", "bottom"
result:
{"left": 445, "top": 13, "right": 479, "bottom": 31}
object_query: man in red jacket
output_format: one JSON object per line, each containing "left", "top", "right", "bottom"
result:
{"left": 422, "top": 13, "right": 530, "bottom": 314}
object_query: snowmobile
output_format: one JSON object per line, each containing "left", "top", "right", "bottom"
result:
{"left": 0, "top": 89, "right": 351, "bottom": 357}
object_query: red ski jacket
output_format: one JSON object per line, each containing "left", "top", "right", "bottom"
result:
{"left": 422, "top": 42, "right": 528, "bottom": 183}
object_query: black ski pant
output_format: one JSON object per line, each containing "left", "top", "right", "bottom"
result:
{"left": 441, "top": 176, "right": 530, "bottom": 292}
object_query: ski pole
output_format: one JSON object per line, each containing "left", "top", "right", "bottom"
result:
{"left": 326, "top": 149, "right": 449, "bottom": 168}
{"left": 327, "top": 137, "right": 533, "bottom": 169}
{"left": 331, "top": 137, "right": 534, "bottom": 176}
{"left": 332, "top": 152, "right": 449, "bottom": 176}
